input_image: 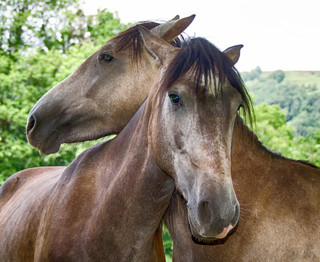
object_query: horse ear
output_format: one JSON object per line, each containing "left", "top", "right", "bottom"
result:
{"left": 151, "top": 14, "right": 195, "bottom": 42}
{"left": 170, "top": 15, "right": 180, "bottom": 21}
{"left": 140, "top": 26, "right": 177, "bottom": 65}
{"left": 223, "top": 45, "right": 243, "bottom": 66}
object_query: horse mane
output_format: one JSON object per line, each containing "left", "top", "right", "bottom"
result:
{"left": 111, "top": 21, "right": 184, "bottom": 60}
{"left": 295, "top": 160, "right": 319, "bottom": 169}
{"left": 161, "top": 37, "right": 254, "bottom": 125}
{"left": 240, "top": 118, "right": 320, "bottom": 170}
{"left": 271, "top": 151, "right": 320, "bottom": 169}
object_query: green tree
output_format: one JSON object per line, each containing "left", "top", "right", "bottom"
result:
{"left": 0, "top": 0, "right": 86, "bottom": 56}
{"left": 254, "top": 103, "right": 295, "bottom": 155}
{"left": 270, "top": 70, "right": 285, "bottom": 83}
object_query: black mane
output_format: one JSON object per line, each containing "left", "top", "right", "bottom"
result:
{"left": 161, "top": 37, "right": 254, "bottom": 124}
{"left": 112, "top": 21, "right": 184, "bottom": 59}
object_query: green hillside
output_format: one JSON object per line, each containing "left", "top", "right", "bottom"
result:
{"left": 283, "top": 71, "right": 320, "bottom": 87}
{"left": 241, "top": 68, "right": 320, "bottom": 137}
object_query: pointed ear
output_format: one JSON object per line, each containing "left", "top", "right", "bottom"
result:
{"left": 151, "top": 14, "right": 195, "bottom": 42}
{"left": 170, "top": 15, "right": 180, "bottom": 21}
{"left": 223, "top": 45, "right": 243, "bottom": 66}
{"left": 139, "top": 26, "right": 178, "bottom": 65}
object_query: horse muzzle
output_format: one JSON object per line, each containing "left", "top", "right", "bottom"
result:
{"left": 187, "top": 196, "right": 240, "bottom": 243}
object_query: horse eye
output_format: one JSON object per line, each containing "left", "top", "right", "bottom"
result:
{"left": 99, "top": 53, "right": 114, "bottom": 63}
{"left": 169, "top": 94, "right": 182, "bottom": 106}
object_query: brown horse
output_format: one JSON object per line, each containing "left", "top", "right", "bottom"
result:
{"left": 25, "top": 15, "right": 320, "bottom": 261}
{"left": 24, "top": 14, "right": 320, "bottom": 261}
{"left": 0, "top": 29, "right": 246, "bottom": 260}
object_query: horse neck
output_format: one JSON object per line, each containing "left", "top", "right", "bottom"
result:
{"left": 232, "top": 116, "right": 320, "bottom": 177}
{"left": 100, "top": 107, "right": 173, "bottom": 258}
{"left": 230, "top": 117, "right": 290, "bottom": 190}
{"left": 231, "top": 116, "right": 274, "bottom": 171}
{"left": 232, "top": 116, "right": 272, "bottom": 158}
{"left": 53, "top": 100, "right": 173, "bottom": 260}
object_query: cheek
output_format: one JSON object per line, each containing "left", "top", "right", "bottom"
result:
{"left": 83, "top": 74, "right": 102, "bottom": 98}
{"left": 150, "top": 106, "right": 181, "bottom": 175}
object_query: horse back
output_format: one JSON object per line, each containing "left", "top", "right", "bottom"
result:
{"left": 0, "top": 166, "right": 65, "bottom": 261}
{"left": 0, "top": 167, "right": 64, "bottom": 209}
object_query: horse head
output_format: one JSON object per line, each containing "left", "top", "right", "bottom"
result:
{"left": 26, "top": 15, "right": 195, "bottom": 155}
{"left": 140, "top": 28, "right": 252, "bottom": 243}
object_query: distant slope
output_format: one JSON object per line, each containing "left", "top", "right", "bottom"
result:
{"left": 283, "top": 71, "right": 320, "bottom": 88}
{"left": 241, "top": 68, "right": 320, "bottom": 136}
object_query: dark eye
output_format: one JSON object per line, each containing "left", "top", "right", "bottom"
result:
{"left": 99, "top": 53, "right": 114, "bottom": 63}
{"left": 169, "top": 94, "right": 182, "bottom": 106}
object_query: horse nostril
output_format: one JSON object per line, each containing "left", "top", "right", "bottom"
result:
{"left": 26, "top": 115, "right": 36, "bottom": 135}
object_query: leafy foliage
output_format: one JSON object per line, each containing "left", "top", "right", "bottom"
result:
{"left": 253, "top": 103, "right": 320, "bottom": 167}
{"left": 243, "top": 69, "right": 320, "bottom": 136}
{"left": 162, "top": 226, "right": 173, "bottom": 262}
{"left": 0, "top": 0, "right": 87, "bottom": 55}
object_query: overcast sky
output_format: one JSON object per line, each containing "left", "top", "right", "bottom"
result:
{"left": 81, "top": 0, "right": 320, "bottom": 72}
